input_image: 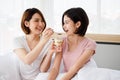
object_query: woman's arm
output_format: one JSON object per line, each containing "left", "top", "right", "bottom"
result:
{"left": 14, "top": 28, "right": 53, "bottom": 65}
{"left": 39, "top": 41, "right": 55, "bottom": 72}
{"left": 47, "top": 43, "right": 63, "bottom": 80}
{"left": 61, "top": 50, "right": 95, "bottom": 80}
{"left": 48, "top": 52, "right": 62, "bottom": 80}
{"left": 40, "top": 51, "right": 54, "bottom": 72}
{"left": 14, "top": 40, "right": 48, "bottom": 65}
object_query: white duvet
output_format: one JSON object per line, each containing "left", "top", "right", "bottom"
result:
{"left": 35, "top": 58, "right": 120, "bottom": 80}
{"left": 0, "top": 52, "right": 120, "bottom": 80}
{"left": 77, "top": 67, "right": 120, "bottom": 80}
{"left": 35, "top": 67, "right": 120, "bottom": 80}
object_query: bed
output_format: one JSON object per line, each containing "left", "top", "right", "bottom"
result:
{"left": 0, "top": 52, "right": 120, "bottom": 80}
{"left": 35, "top": 59, "right": 120, "bottom": 80}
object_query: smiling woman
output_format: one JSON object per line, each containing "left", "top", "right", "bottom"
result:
{"left": 0, "top": 0, "right": 42, "bottom": 54}
{"left": 0, "top": 7, "right": 55, "bottom": 80}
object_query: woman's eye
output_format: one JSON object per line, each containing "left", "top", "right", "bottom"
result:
{"left": 34, "top": 19, "right": 44, "bottom": 23}
{"left": 65, "top": 22, "right": 68, "bottom": 24}
{"left": 65, "top": 20, "right": 69, "bottom": 24}
{"left": 39, "top": 20, "right": 43, "bottom": 22}
{"left": 34, "top": 20, "right": 39, "bottom": 22}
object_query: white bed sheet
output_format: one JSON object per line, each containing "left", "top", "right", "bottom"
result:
{"left": 35, "top": 67, "right": 120, "bottom": 80}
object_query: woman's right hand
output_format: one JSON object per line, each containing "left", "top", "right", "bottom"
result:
{"left": 41, "top": 28, "right": 54, "bottom": 43}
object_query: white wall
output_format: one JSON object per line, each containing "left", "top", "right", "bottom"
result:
{"left": 94, "top": 43, "right": 120, "bottom": 70}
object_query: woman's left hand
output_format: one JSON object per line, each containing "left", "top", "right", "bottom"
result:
{"left": 48, "top": 41, "right": 56, "bottom": 53}
{"left": 49, "top": 41, "right": 63, "bottom": 54}
{"left": 54, "top": 44, "right": 63, "bottom": 53}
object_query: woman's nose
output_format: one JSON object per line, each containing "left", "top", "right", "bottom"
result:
{"left": 39, "top": 21, "right": 44, "bottom": 26}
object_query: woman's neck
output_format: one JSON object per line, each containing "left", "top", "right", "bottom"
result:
{"left": 67, "top": 35, "right": 84, "bottom": 52}
{"left": 67, "top": 35, "right": 84, "bottom": 45}
{"left": 26, "top": 34, "right": 40, "bottom": 50}
{"left": 26, "top": 34, "right": 40, "bottom": 42}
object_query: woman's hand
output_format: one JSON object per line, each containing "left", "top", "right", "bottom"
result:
{"left": 54, "top": 45, "right": 63, "bottom": 53}
{"left": 49, "top": 40, "right": 63, "bottom": 54}
{"left": 41, "top": 28, "right": 54, "bottom": 43}
{"left": 48, "top": 41, "right": 56, "bottom": 54}
{"left": 53, "top": 38, "right": 63, "bottom": 53}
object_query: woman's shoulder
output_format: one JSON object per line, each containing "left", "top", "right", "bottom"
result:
{"left": 14, "top": 36, "right": 25, "bottom": 40}
{"left": 84, "top": 37, "right": 97, "bottom": 50}
{"left": 13, "top": 35, "right": 26, "bottom": 44}
{"left": 12, "top": 35, "right": 26, "bottom": 50}
{"left": 85, "top": 37, "right": 96, "bottom": 44}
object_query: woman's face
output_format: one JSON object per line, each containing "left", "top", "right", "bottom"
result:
{"left": 28, "top": 13, "right": 45, "bottom": 35}
{"left": 63, "top": 15, "right": 77, "bottom": 36}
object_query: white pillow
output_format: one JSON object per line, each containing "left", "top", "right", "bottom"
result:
{"left": 0, "top": 52, "right": 21, "bottom": 80}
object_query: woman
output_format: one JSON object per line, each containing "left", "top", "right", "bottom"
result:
{"left": 13, "top": 8, "right": 57, "bottom": 80}
{"left": 60, "top": 7, "right": 97, "bottom": 80}
{"left": 28, "top": 7, "right": 120, "bottom": 80}
{"left": 35, "top": 7, "right": 97, "bottom": 80}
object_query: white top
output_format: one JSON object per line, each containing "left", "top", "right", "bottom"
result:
{"left": 13, "top": 36, "right": 52, "bottom": 80}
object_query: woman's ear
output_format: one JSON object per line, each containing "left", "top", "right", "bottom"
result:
{"left": 76, "top": 21, "right": 81, "bottom": 28}
{"left": 24, "top": 21, "right": 29, "bottom": 27}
